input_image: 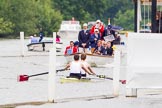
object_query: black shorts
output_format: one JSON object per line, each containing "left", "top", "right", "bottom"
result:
{"left": 69, "top": 73, "right": 86, "bottom": 79}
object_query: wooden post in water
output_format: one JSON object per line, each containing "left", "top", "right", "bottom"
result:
{"left": 20, "top": 32, "right": 25, "bottom": 57}
{"left": 113, "top": 50, "right": 120, "bottom": 96}
{"left": 48, "top": 32, "right": 56, "bottom": 102}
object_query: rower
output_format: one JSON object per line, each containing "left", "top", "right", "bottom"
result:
{"left": 80, "top": 53, "right": 96, "bottom": 77}
{"left": 65, "top": 54, "right": 94, "bottom": 79}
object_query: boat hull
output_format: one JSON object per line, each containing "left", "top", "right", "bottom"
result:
{"left": 27, "top": 42, "right": 63, "bottom": 52}
{"left": 60, "top": 77, "right": 91, "bottom": 83}
{"left": 58, "top": 31, "right": 79, "bottom": 41}
{"left": 58, "top": 20, "right": 81, "bottom": 41}
{"left": 64, "top": 53, "right": 114, "bottom": 67}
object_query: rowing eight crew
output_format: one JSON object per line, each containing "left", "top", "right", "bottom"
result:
{"left": 64, "top": 53, "right": 96, "bottom": 79}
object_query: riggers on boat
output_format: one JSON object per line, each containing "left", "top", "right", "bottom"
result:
{"left": 59, "top": 76, "right": 126, "bottom": 84}
{"left": 27, "top": 41, "right": 63, "bottom": 52}
{"left": 60, "top": 77, "right": 91, "bottom": 83}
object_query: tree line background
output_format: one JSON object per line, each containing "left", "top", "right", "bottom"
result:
{"left": 0, "top": 0, "right": 134, "bottom": 38}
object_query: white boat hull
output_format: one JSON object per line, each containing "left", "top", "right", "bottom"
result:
{"left": 58, "top": 31, "right": 79, "bottom": 41}
{"left": 64, "top": 53, "right": 114, "bottom": 67}
{"left": 27, "top": 42, "right": 63, "bottom": 52}
{"left": 58, "top": 20, "right": 81, "bottom": 41}
{"left": 60, "top": 77, "right": 91, "bottom": 83}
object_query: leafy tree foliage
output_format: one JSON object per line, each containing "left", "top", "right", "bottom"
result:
{"left": 0, "top": 0, "right": 62, "bottom": 37}
{"left": 114, "top": 10, "right": 134, "bottom": 30}
{"left": 0, "top": 0, "right": 134, "bottom": 37}
{"left": 52, "top": 0, "right": 134, "bottom": 29}
{"left": 0, "top": 18, "right": 14, "bottom": 34}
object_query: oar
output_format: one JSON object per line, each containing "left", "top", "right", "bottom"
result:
{"left": 18, "top": 68, "right": 66, "bottom": 82}
{"left": 95, "top": 75, "right": 126, "bottom": 84}
{"left": 83, "top": 47, "right": 86, "bottom": 53}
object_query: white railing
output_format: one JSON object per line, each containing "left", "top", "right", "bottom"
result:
{"left": 48, "top": 44, "right": 121, "bottom": 101}
{"left": 60, "top": 24, "right": 81, "bottom": 31}
{"left": 61, "top": 21, "right": 80, "bottom": 25}
{"left": 126, "top": 32, "right": 162, "bottom": 97}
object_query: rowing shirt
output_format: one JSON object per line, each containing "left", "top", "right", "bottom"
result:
{"left": 70, "top": 61, "right": 82, "bottom": 74}
{"left": 80, "top": 60, "right": 89, "bottom": 74}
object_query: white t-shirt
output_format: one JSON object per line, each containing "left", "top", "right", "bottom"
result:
{"left": 70, "top": 61, "right": 81, "bottom": 74}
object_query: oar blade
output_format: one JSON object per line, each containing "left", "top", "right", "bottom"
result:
{"left": 120, "top": 80, "right": 126, "bottom": 84}
{"left": 96, "top": 74, "right": 126, "bottom": 84}
{"left": 18, "top": 75, "right": 29, "bottom": 82}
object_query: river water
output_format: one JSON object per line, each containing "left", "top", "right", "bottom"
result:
{"left": 0, "top": 38, "right": 116, "bottom": 104}
{"left": 0, "top": 36, "right": 162, "bottom": 108}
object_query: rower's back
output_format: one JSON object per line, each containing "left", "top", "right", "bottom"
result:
{"left": 70, "top": 61, "right": 81, "bottom": 74}
{"left": 80, "top": 53, "right": 90, "bottom": 75}
{"left": 69, "top": 54, "right": 82, "bottom": 79}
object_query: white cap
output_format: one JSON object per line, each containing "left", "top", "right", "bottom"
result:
{"left": 96, "top": 19, "right": 101, "bottom": 23}
{"left": 83, "top": 23, "right": 88, "bottom": 27}
{"left": 94, "top": 29, "right": 99, "bottom": 32}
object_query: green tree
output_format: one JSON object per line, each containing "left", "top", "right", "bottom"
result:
{"left": 0, "top": 18, "right": 14, "bottom": 35}
{"left": 0, "top": 0, "right": 135, "bottom": 37}
{"left": 0, "top": 0, "right": 62, "bottom": 37}
{"left": 52, "top": 0, "right": 108, "bottom": 23}
{"left": 52, "top": 0, "right": 134, "bottom": 29}
{"left": 0, "top": 0, "right": 39, "bottom": 35}
{"left": 114, "top": 10, "right": 134, "bottom": 30}
{"left": 36, "top": 0, "right": 62, "bottom": 36}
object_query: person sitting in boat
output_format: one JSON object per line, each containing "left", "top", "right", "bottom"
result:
{"left": 56, "top": 35, "right": 61, "bottom": 43}
{"left": 80, "top": 53, "right": 95, "bottom": 77}
{"left": 30, "top": 34, "right": 38, "bottom": 43}
{"left": 65, "top": 54, "right": 95, "bottom": 79}
{"left": 64, "top": 41, "right": 78, "bottom": 55}
{"left": 113, "top": 31, "right": 121, "bottom": 44}
{"left": 100, "top": 41, "right": 113, "bottom": 56}
{"left": 74, "top": 41, "right": 79, "bottom": 52}
{"left": 89, "top": 29, "right": 101, "bottom": 53}
{"left": 90, "top": 19, "right": 104, "bottom": 37}
{"left": 78, "top": 23, "right": 90, "bottom": 53}
{"left": 103, "top": 25, "right": 115, "bottom": 47}
{"left": 107, "top": 41, "right": 114, "bottom": 56}
{"left": 92, "top": 40, "right": 103, "bottom": 54}
{"left": 100, "top": 41, "right": 108, "bottom": 55}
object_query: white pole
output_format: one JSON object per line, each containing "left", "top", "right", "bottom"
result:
{"left": 48, "top": 32, "right": 56, "bottom": 102}
{"left": 113, "top": 50, "right": 120, "bottom": 96}
{"left": 20, "top": 32, "right": 25, "bottom": 57}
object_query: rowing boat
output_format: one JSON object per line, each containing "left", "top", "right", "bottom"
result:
{"left": 64, "top": 53, "right": 114, "bottom": 67}
{"left": 59, "top": 75, "right": 126, "bottom": 84}
{"left": 60, "top": 77, "right": 91, "bottom": 83}
{"left": 27, "top": 41, "right": 63, "bottom": 52}
{"left": 64, "top": 43, "right": 127, "bottom": 67}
